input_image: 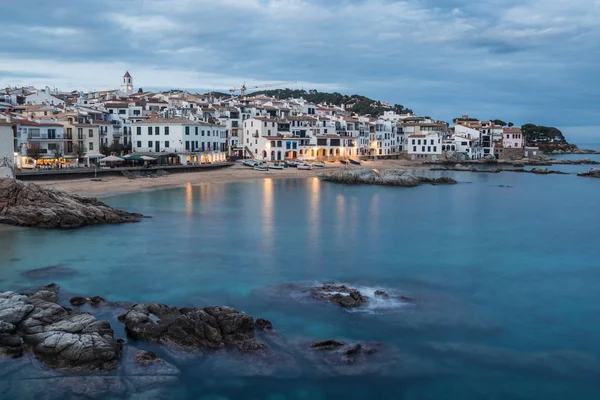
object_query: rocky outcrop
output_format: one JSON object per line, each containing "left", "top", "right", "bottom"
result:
{"left": 0, "top": 285, "right": 122, "bottom": 371}
{"left": 578, "top": 169, "right": 600, "bottom": 178}
{"left": 319, "top": 169, "right": 456, "bottom": 187}
{"left": 311, "top": 284, "right": 368, "bottom": 308}
{"left": 119, "top": 303, "right": 265, "bottom": 353}
{"left": 255, "top": 318, "right": 273, "bottom": 331}
{"left": 0, "top": 178, "right": 143, "bottom": 229}
{"left": 135, "top": 350, "right": 164, "bottom": 366}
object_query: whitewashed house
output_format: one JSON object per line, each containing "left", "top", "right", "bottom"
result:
{"left": 407, "top": 133, "right": 442, "bottom": 160}
{"left": 503, "top": 128, "right": 524, "bottom": 148}
{"left": 132, "top": 118, "right": 226, "bottom": 164}
{"left": 25, "top": 87, "right": 65, "bottom": 106}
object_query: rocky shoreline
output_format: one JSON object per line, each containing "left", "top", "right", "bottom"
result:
{"left": 0, "top": 178, "right": 143, "bottom": 229}
{"left": 430, "top": 166, "right": 568, "bottom": 175}
{"left": 320, "top": 169, "right": 456, "bottom": 187}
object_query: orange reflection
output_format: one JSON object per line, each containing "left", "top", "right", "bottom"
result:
{"left": 185, "top": 183, "right": 193, "bottom": 216}
{"left": 262, "top": 178, "right": 274, "bottom": 252}
{"left": 308, "top": 177, "right": 321, "bottom": 251}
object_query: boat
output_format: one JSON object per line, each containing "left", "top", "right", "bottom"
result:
{"left": 297, "top": 163, "right": 313, "bottom": 170}
{"left": 268, "top": 162, "right": 285, "bottom": 170}
{"left": 349, "top": 159, "right": 361, "bottom": 166}
{"left": 340, "top": 160, "right": 348, "bottom": 165}
{"left": 243, "top": 160, "right": 257, "bottom": 168}
{"left": 311, "top": 162, "right": 325, "bottom": 168}
{"left": 253, "top": 164, "right": 268, "bottom": 171}
{"left": 287, "top": 160, "right": 300, "bottom": 167}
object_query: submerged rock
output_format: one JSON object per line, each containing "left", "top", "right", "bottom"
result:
{"left": 319, "top": 169, "right": 456, "bottom": 187}
{"left": 21, "top": 265, "right": 78, "bottom": 279}
{"left": 311, "top": 340, "right": 346, "bottom": 350}
{"left": 0, "top": 286, "right": 122, "bottom": 371}
{"left": 120, "top": 303, "right": 265, "bottom": 353}
{"left": 135, "top": 350, "right": 164, "bottom": 366}
{"left": 0, "top": 178, "right": 143, "bottom": 229}
{"left": 374, "top": 290, "right": 390, "bottom": 299}
{"left": 311, "top": 284, "right": 368, "bottom": 308}
{"left": 69, "top": 296, "right": 87, "bottom": 307}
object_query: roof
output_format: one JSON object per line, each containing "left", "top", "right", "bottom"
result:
{"left": 503, "top": 128, "right": 522, "bottom": 133}
{"left": 253, "top": 117, "right": 278, "bottom": 122}
{"left": 124, "top": 71, "right": 132, "bottom": 78}
{"left": 92, "top": 119, "right": 112, "bottom": 125}
{"left": 16, "top": 120, "right": 63, "bottom": 127}
{"left": 132, "top": 117, "right": 222, "bottom": 127}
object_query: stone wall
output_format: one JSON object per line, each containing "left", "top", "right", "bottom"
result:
{"left": 498, "top": 147, "right": 525, "bottom": 161}
{"left": 0, "top": 124, "right": 15, "bottom": 179}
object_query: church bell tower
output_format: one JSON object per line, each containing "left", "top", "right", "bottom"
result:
{"left": 121, "top": 71, "right": 133, "bottom": 94}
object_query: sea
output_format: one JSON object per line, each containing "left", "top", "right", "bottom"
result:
{"left": 0, "top": 143, "right": 599, "bottom": 399}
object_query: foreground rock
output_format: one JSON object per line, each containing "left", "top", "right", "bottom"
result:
{"left": 320, "top": 169, "right": 456, "bottom": 187}
{"left": 311, "top": 284, "right": 368, "bottom": 308}
{"left": 0, "top": 285, "right": 122, "bottom": 370}
{"left": 120, "top": 303, "right": 265, "bottom": 353}
{"left": 578, "top": 169, "right": 600, "bottom": 178}
{"left": 0, "top": 178, "right": 143, "bottom": 228}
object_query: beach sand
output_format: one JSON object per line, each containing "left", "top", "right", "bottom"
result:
{"left": 25, "top": 159, "right": 426, "bottom": 197}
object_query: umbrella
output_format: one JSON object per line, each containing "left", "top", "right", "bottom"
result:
{"left": 140, "top": 156, "right": 156, "bottom": 161}
{"left": 124, "top": 154, "right": 143, "bottom": 161}
{"left": 99, "top": 155, "right": 124, "bottom": 162}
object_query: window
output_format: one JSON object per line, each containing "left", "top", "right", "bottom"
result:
{"left": 185, "top": 141, "right": 190, "bottom": 150}
{"left": 422, "top": 146, "right": 425, "bottom": 152}
{"left": 135, "top": 127, "right": 141, "bottom": 135}
{"left": 433, "top": 146, "right": 437, "bottom": 152}
{"left": 137, "top": 141, "right": 141, "bottom": 148}
{"left": 77, "top": 128, "right": 83, "bottom": 139}
{"left": 165, "top": 127, "right": 169, "bottom": 135}
{"left": 412, "top": 139, "right": 415, "bottom": 145}
{"left": 164, "top": 141, "right": 169, "bottom": 148}
{"left": 195, "top": 127, "right": 198, "bottom": 135}
{"left": 185, "top": 126, "right": 189, "bottom": 135}
{"left": 430, "top": 140, "right": 434, "bottom": 145}
{"left": 109, "top": 109, "right": 114, "bottom": 114}
{"left": 155, "top": 127, "right": 159, "bottom": 135}
{"left": 133, "top": 110, "right": 140, "bottom": 116}
{"left": 118, "top": 109, "right": 126, "bottom": 115}
{"left": 67, "top": 142, "right": 73, "bottom": 152}
{"left": 148, "top": 141, "right": 153, "bottom": 147}
{"left": 428, "top": 146, "right": 431, "bottom": 152}
{"left": 89, "top": 129, "right": 93, "bottom": 138}
{"left": 417, "top": 139, "right": 421, "bottom": 145}
{"left": 461, "top": 142, "right": 467, "bottom": 146}
{"left": 202, "top": 130, "right": 205, "bottom": 136}
{"left": 66, "top": 128, "right": 72, "bottom": 138}
{"left": 148, "top": 127, "right": 152, "bottom": 135}
{"left": 89, "top": 142, "right": 94, "bottom": 151}
{"left": 201, "top": 142, "right": 205, "bottom": 151}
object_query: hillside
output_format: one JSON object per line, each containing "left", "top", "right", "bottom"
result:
{"left": 245, "top": 89, "right": 413, "bottom": 117}
{"left": 521, "top": 124, "right": 567, "bottom": 144}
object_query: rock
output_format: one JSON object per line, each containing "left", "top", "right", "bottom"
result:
{"left": 399, "top": 295, "right": 416, "bottom": 303}
{"left": 135, "top": 350, "right": 164, "bottom": 366}
{"left": 0, "top": 178, "right": 144, "bottom": 229}
{"left": 344, "top": 343, "right": 362, "bottom": 355}
{"left": 21, "top": 265, "right": 78, "bottom": 279}
{"left": 69, "top": 296, "right": 87, "bottom": 307}
{"left": 255, "top": 318, "right": 273, "bottom": 331}
{"left": 319, "top": 169, "right": 456, "bottom": 187}
{"left": 578, "top": 169, "right": 600, "bottom": 178}
{"left": 374, "top": 290, "right": 389, "bottom": 299}
{"left": 311, "top": 340, "right": 346, "bottom": 350}
{"left": 120, "top": 303, "right": 264, "bottom": 353}
{"left": 311, "top": 284, "right": 368, "bottom": 308}
{"left": 88, "top": 296, "right": 106, "bottom": 306}
{"left": 0, "top": 286, "right": 122, "bottom": 371}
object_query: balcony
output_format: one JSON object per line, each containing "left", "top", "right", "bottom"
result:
{"left": 27, "top": 135, "right": 63, "bottom": 141}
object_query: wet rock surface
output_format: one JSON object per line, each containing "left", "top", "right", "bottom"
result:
{"left": 255, "top": 318, "right": 273, "bottom": 331}
{"left": 0, "top": 178, "right": 143, "bottom": 229}
{"left": 21, "top": 265, "right": 78, "bottom": 279}
{"left": 0, "top": 285, "right": 122, "bottom": 371}
{"left": 311, "top": 284, "right": 368, "bottom": 308}
{"left": 578, "top": 168, "right": 600, "bottom": 178}
{"left": 120, "top": 303, "right": 265, "bottom": 353}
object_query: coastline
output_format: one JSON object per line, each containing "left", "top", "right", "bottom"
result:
{"left": 25, "top": 160, "right": 429, "bottom": 197}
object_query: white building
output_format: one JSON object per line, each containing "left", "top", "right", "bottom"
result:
{"left": 132, "top": 118, "right": 226, "bottom": 164}
{"left": 25, "top": 87, "right": 65, "bottom": 106}
{"left": 0, "top": 121, "right": 15, "bottom": 178}
{"left": 453, "top": 136, "right": 483, "bottom": 160}
{"left": 407, "top": 133, "right": 442, "bottom": 160}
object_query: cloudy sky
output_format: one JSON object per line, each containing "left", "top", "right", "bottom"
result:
{"left": 1, "top": 0, "right": 599, "bottom": 128}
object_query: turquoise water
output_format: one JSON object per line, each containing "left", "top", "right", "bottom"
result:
{"left": 1, "top": 168, "right": 600, "bottom": 399}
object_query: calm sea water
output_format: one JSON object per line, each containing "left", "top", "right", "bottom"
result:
{"left": 1, "top": 163, "right": 600, "bottom": 399}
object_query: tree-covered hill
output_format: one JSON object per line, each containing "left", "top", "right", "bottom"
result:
{"left": 244, "top": 88, "right": 413, "bottom": 117}
{"left": 521, "top": 124, "right": 567, "bottom": 143}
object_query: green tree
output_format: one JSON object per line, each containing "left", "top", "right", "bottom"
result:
{"left": 26, "top": 146, "right": 42, "bottom": 162}
{"left": 508, "top": 122, "right": 514, "bottom": 127}
{"left": 138, "top": 87, "right": 144, "bottom": 93}
{"left": 73, "top": 143, "right": 87, "bottom": 159}
{"left": 492, "top": 119, "right": 507, "bottom": 126}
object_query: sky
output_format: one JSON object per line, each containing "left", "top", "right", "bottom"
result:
{"left": 1, "top": 0, "right": 599, "bottom": 129}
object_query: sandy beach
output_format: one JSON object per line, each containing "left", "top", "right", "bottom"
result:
{"left": 27, "top": 160, "right": 426, "bottom": 197}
